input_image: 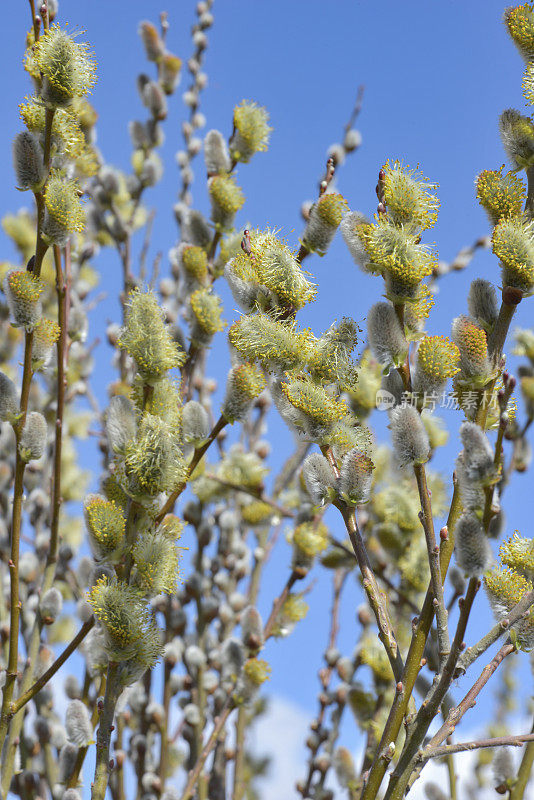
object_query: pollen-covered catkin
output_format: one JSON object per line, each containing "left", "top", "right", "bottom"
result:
{"left": 204, "top": 129, "right": 231, "bottom": 175}
{"left": 301, "top": 193, "right": 349, "bottom": 256}
{"left": 467, "top": 278, "right": 498, "bottom": 330}
{"left": 13, "top": 131, "right": 45, "bottom": 191}
{"left": 0, "top": 372, "right": 19, "bottom": 422}
{"left": 229, "top": 100, "right": 271, "bottom": 163}
{"left": 19, "top": 411, "right": 47, "bottom": 461}
{"left": 499, "top": 108, "right": 534, "bottom": 169}
{"left": 32, "top": 319, "right": 61, "bottom": 369}
{"left": 28, "top": 24, "right": 96, "bottom": 107}
{"left": 389, "top": 404, "right": 430, "bottom": 467}
{"left": 83, "top": 494, "right": 126, "bottom": 562}
{"left": 4, "top": 269, "right": 43, "bottom": 329}
{"left": 412, "top": 335, "right": 460, "bottom": 397}
{"left": 338, "top": 448, "right": 374, "bottom": 505}
{"left": 65, "top": 699, "right": 93, "bottom": 746}
{"left": 138, "top": 20, "right": 165, "bottom": 62}
{"left": 451, "top": 315, "right": 492, "bottom": 384}
{"left": 302, "top": 452, "right": 336, "bottom": 506}
{"left": 43, "top": 173, "right": 86, "bottom": 246}
{"left": 366, "top": 301, "right": 407, "bottom": 367}
{"left": 208, "top": 174, "right": 244, "bottom": 230}
{"left": 182, "top": 401, "right": 210, "bottom": 446}
{"left": 222, "top": 362, "right": 266, "bottom": 423}
{"left": 455, "top": 512, "right": 493, "bottom": 576}
{"left": 106, "top": 395, "right": 137, "bottom": 454}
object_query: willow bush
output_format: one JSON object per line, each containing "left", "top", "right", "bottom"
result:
{"left": 1, "top": 2, "right": 534, "bottom": 799}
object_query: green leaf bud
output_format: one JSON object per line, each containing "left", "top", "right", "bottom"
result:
{"left": 13, "top": 131, "right": 45, "bottom": 191}
{"left": 204, "top": 129, "right": 231, "bottom": 175}
{"left": 27, "top": 24, "right": 96, "bottom": 108}
{"left": 301, "top": 192, "right": 349, "bottom": 256}
{"left": 302, "top": 452, "right": 336, "bottom": 506}
{"left": 208, "top": 174, "right": 245, "bottom": 231}
{"left": 43, "top": 172, "right": 85, "bottom": 245}
{"left": 66, "top": 699, "right": 92, "bottom": 747}
{"left": 138, "top": 21, "right": 165, "bottom": 62}
{"left": 382, "top": 159, "right": 439, "bottom": 232}
{"left": 39, "top": 587, "right": 63, "bottom": 624}
{"left": 160, "top": 52, "right": 182, "bottom": 94}
{"left": 467, "top": 278, "right": 499, "bottom": 331}
{"left": 187, "top": 287, "right": 226, "bottom": 346}
{"left": 367, "top": 301, "right": 408, "bottom": 367}
{"left": 19, "top": 411, "right": 47, "bottom": 462}
{"left": 125, "top": 414, "right": 187, "bottom": 497}
{"left": 119, "top": 288, "right": 187, "bottom": 381}
{"left": 338, "top": 447, "right": 374, "bottom": 505}
{"left": 413, "top": 335, "right": 460, "bottom": 397}
{"left": 499, "top": 108, "right": 534, "bottom": 169}
{"left": 32, "top": 318, "right": 61, "bottom": 370}
{"left": 222, "top": 362, "right": 266, "bottom": 423}
{"left": 492, "top": 217, "right": 534, "bottom": 294}
{"left": 500, "top": 532, "right": 534, "bottom": 579}
{"left": 452, "top": 315, "right": 492, "bottom": 386}
{"left": 505, "top": 4, "right": 534, "bottom": 61}
{"left": 83, "top": 494, "right": 126, "bottom": 562}
{"left": 476, "top": 166, "right": 526, "bottom": 225}
{"left": 389, "top": 404, "right": 430, "bottom": 467}
{"left": 228, "top": 314, "right": 312, "bottom": 373}
{"left": 0, "top": 372, "right": 19, "bottom": 423}
{"left": 229, "top": 100, "right": 271, "bottom": 163}
{"left": 132, "top": 529, "right": 181, "bottom": 596}
{"left": 182, "top": 400, "right": 210, "bottom": 446}
{"left": 340, "top": 211, "right": 373, "bottom": 272}
{"left": 106, "top": 395, "right": 137, "bottom": 454}
{"left": 455, "top": 512, "right": 493, "bottom": 576}
{"left": 4, "top": 268, "right": 43, "bottom": 330}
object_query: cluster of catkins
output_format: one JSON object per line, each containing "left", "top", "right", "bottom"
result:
{"left": 3, "top": 2, "right": 534, "bottom": 800}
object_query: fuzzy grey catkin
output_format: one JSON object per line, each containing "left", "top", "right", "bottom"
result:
{"left": 455, "top": 512, "right": 493, "bottom": 576}
{"left": 13, "top": 130, "right": 45, "bottom": 190}
{"left": 106, "top": 395, "right": 137, "bottom": 454}
{"left": 455, "top": 453, "right": 486, "bottom": 511}
{"left": 62, "top": 790, "right": 83, "bottom": 800}
{"left": 333, "top": 747, "right": 357, "bottom": 789}
{"left": 424, "top": 784, "right": 447, "bottom": 800}
{"left": 58, "top": 743, "right": 79, "bottom": 783}
{"left": 500, "top": 108, "right": 534, "bottom": 170}
{"left": 492, "top": 746, "right": 515, "bottom": 784}
{"left": 19, "top": 412, "right": 47, "bottom": 461}
{"left": 302, "top": 452, "right": 336, "bottom": 505}
{"left": 467, "top": 278, "right": 498, "bottom": 330}
{"left": 367, "top": 301, "right": 407, "bottom": 366}
{"left": 204, "top": 129, "right": 231, "bottom": 175}
{"left": 39, "top": 587, "right": 63, "bottom": 622}
{"left": 65, "top": 699, "right": 93, "bottom": 746}
{"left": 389, "top": 404, "right": 430, "bottom": 467}
{"left": 240, "top": 606, "right": 264, "bottom": 650}
{"left": 182, "top": 400, "right": 210, "bottom": 446}
{"left": 0, "top": 372, "right": 19, "bottom": 422}
{"left": 340, "top": 211, "right": 372, "bottom": 271}
{"left": 338, "top": 447, "right": 374, "bottom": 505}
{"left": 460, "top": 421, "right": 495, "bottom": 483}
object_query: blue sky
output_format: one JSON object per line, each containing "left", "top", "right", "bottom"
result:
{"left": 2, "top": 0, "right": 534, "bottom": 796}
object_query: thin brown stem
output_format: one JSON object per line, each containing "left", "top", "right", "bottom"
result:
{"left": 180, "top": 701, "right": 235, "bottom": 800}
